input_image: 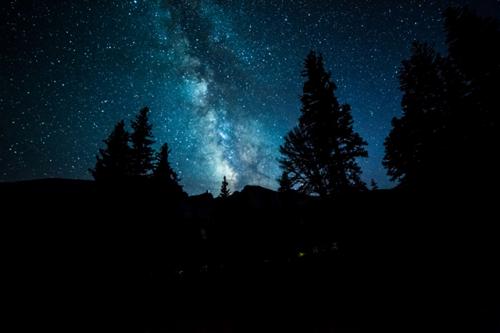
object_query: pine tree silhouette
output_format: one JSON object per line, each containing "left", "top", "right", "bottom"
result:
{"left": 219, "top": 176, "right": 231, "bottom": 199}
{"left": 280, "top": 51, "right": 368, "bottom": 196}
{"left": 90, "top": 120, "right": 131, "bottom": 181}
{"left": 384, "top": 7, "right": 500, "bottom": 190}
{"left": 153, "top": 143, "right": 183, "bottom": 194}
{"left": 278, "top": 171, "right": 293, "bottom": 193}
{"left": 370, "top": 179, "right": 378, "bottom": 191}
{"left": 444, "top": 6, "right": 500, "bottom": 187}
{"left": 130, "top": 107, "right": 155, "bottom": 177}
{"left": 383, "top": 42, "right": 449, "bottom": 188}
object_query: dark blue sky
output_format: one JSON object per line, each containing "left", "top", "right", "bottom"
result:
{"left": 1, "top": 0, "right": 498, "bottom": 194}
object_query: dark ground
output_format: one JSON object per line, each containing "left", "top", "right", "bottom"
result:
{"left": 1, "top": 179, "right": 498, "bottom": 332}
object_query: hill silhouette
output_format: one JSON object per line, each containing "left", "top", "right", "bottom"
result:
{"left": 1, "top": 179, "right": 498, "bottom": 333}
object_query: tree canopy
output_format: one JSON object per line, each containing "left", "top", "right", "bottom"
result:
{"left": 280, "top": 51, "right": 368, "bottom": 196}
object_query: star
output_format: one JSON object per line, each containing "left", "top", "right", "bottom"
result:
{"left": 0, "top": 0, "right": 486, "bottom": 194}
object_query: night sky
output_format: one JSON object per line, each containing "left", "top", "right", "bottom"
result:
{"left": 1, "top": 0, "right": 498, "bottom": 194}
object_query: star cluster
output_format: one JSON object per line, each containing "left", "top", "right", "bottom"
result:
{"left": 2, "top": 0, "right": 496, "bottom": 194}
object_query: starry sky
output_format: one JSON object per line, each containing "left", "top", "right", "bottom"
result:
{"left": 1, "top": 0, "right": 499, "bottom": 194}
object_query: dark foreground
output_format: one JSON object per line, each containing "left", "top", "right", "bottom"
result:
{"left": 1, "top": 179, "right": 498, "bottom": 332}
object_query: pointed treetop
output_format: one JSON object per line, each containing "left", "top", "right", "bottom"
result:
{"left": 130, "top": 106, "right": 155, "bottom": 176}
{"left": 219, "top": 176, "right": 231, "bottom": 199}
{"left": 153, "top": 143, "right": 179, "bottom": 182}
{"left": 89, "top": 120, "right": 131, "bottom": 181}
{"left": 152, "top": 142, "right": 184, "bottom": 196}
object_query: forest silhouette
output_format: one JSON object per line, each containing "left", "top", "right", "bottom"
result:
{"left": 1, "top": 6, "right": 499, "bottom": 333}
{"left": 87, "top": 7, "right": 498, "bottom": 196}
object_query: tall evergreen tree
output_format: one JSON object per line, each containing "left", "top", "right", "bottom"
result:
{"left": 90, "top": 120, "right": 131, "bottom": 181}
{"left": 384, "top": 8, "right": 500, "bottom": 190}
{"left": 153, "top": 143, "right": 182, "bottom": 192}
{"left": 279, "top": 51, "right": 368, "bottom": 196}
{"left": 278, "top": 171, "right": 293, "bottom": 193}
{"left": 219, "top": 176, "right": 231, "bottom": 199}
{"left": 383, "top": 42, "right": 449, "bottom": 188}
{"left": 444, "top": 7, "right": 500, "bottom": 185}
{"left": 130, "top": 107, "right": 155, "bottom": 177}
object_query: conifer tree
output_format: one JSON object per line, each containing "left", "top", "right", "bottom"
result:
{"left": 384, "top": 7, "right": 500, "bottom": 190}
{"left": 153, "top": 143, "right": 182, "bottom": 190}
{"left": 280, "top": 51, "right": 368, "bottom": 196}
{"left": 90, "top": 120, "right": 131, "bottom": 181}
{"left": 383, "top": 42, "right": 448, "bottom": 187}
{"left": 219, "top": 176, "right": 231, "bottom": 199}
{"left": 130, "top": 107, "right": 155, "bottom": 177}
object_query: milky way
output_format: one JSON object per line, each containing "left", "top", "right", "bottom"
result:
{"left": 2, "top": 0, "right": 497, "bottom": 194}
{"left": 158, "top": 0, "right": 279, "bottom": 191}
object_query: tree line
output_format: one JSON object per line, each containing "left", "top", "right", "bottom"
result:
{"left": 91, "top": 6, "right": 499, "bottom": 197}
{"left": 383, "top": 7, "right": 499, "bottom": 191}
{"left": 89, "top": 107, "right": 184, "bottom": 196}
